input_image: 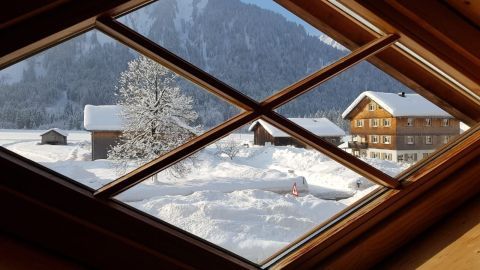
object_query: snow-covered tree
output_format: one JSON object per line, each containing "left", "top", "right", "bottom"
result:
{"left": 108, "top": 56, "right": 200, "bottom": 174}
{"left": 215, "top": 138, "right": 241, "bottom": 160}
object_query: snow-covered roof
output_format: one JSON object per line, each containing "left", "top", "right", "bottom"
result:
{"left": 40, "top": 128, "right": 68, "bottom": 137}
{"left": 248, "top": 118, "right": 345, "bottom": 137}
{"left": 342, "top": 91, "right": 452, "bottom": 119}
{"left": 84, "top": 105, "right": 124, "bottom": 131}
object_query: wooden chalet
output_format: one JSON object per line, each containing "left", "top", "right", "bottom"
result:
{"left": 1, "top": 1, "right": 480, "bottom": 269}
{"left": 83, "top": 105, "right": 124, "bottom": 160}
{"left": 40, "top": 128, "right": 68, "bottom": 145}
{"left": 248, "top": 118, "right": 345, "bottom": 147}
{"left": 342, "top": 91, "right": 460, "bottom": 162}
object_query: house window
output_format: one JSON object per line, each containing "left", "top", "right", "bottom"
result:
{"left": 355, "top": 119, "right": 364, "bottom": 127}
{"left": 406, "top": 136, "right": 415, "bottom": 144}
{"left": 443, "top": 136, "right": 450, "bottom": 144}
{"left": 425, "top": 136, "right": 433, "bottom": 144}
{"left": 370, "top": 118, "right": 379, "bottom": 127}
{"left": 380, "top": 153, "right": 392, "bottom": 160}
{"left": 406, "top": 118, "right": 414, "bottom": 127}
{"left": 3, "top": 1, "right": 477, "bottom": 267}
{"left": 442, "top": 118, "right": 450, "bottom": 126}
{"left": 383, "top": 136, "right": 391, "bottom": 144}
{"left": 383, "top": 118, "right": 391, "bottom": 127}
{"left": 422, "top": 153, "right": 429, "bottom": 159}
{"left": 425, "top": 118, "right": 432, "bottom": 126}
{"left": 397, "top": 155, "right": 404, "bottom": 162}
{"left": 405, "top": 153, "right": 417, "bottom": 162}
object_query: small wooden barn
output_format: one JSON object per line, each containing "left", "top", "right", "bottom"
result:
{"left": 84, "top": 105, "right": 124, "bottom": 160}
{"left": 40, "top": 128, "right": 68, "bottom": 145}
{"left": 248, "top": 118, "right": 345, "bottom": 147}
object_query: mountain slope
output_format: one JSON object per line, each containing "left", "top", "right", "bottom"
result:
{"left": 0, "top": 0, "right": 409, "bottom": 130}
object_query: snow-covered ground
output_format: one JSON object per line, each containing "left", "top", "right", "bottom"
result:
{"left": 0, "top": 129, "right": 408, "bottom": 263}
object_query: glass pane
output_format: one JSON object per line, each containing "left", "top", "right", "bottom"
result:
{"left": 116, "top": 121, "right": 381, "bottom": 264}
{"left": 118, "top": 0, "right": 353, "bottom": 101}
{"left": 0, "top": 29, "right": 240, "bottom": 189}
{"left": 276, "top": 60, "right": 469, "bottom": 176}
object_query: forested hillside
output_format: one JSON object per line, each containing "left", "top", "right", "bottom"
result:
{"left": 0, "top": 0, "right": 409, "bottom": 131}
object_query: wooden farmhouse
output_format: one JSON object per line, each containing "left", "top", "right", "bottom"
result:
{"left": 342, "top": 91, "right": 460, "bottom": 162}
{"left": 84, "top": 105, "right": 124, "bottom": 160}
{"left": 40, "top": 128, "right": 68, "bottom": 145}
{"left": 248, "top": 118, "right": 345, "bottom": 147}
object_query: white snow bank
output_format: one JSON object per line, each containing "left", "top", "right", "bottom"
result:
{"left": 342, "top": 91, "right": 452, "bottom": 118}
{"left": 84, "top": 104, "right": 124, "bottom": 131}
{"left": 119, "top": 174, "right": 308, "bottom": 202}
{"left": 128, "top": 189, "right": 346, "bottom": 263}
{"left": 248, "top": 118, "right": 345, "bottom": 137}
{"left": 2, "top": 129, "right": 409, "bottom": 263}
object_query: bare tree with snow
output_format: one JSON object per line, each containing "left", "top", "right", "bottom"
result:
{"left": 215, "top": 138, "right": 241, "bottom": 160}
{"left": 108, "top": 56, "right": 200, "bottom": 176}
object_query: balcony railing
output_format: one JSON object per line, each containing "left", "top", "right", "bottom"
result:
{"left": 348, "top": 141, "right": 368, "bottom": 149}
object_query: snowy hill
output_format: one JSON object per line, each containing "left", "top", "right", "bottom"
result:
{"left": 0, "top": 0, "right": 409, "bottom": 130}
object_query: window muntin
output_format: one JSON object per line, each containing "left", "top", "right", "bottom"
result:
{"left": 383, "top": 118, "right": 391, "bottom": 127}
{"left": 114, "top": 123, "right": 385, "bottom": 263}
{"left": 117, "top": 0, "right": 352, "bottom": 101}
{"left": 356, "top": 119, "right": 364, "bottom": 127}
{"left": 370, "top": 135, "right": 379, "bottom": 143}
{"left": 0, "top": 0, "right": 476, "bottom": 268}
{"left": 425, "top": 118, "right": 432, "bottom": 126}
{"left": 368, "top": 102, "right": 376, "bottom": 111}
{"left": 276, "top": 58, "right": 468, "bottom": 177}
{"left": 442, "top": 118, "right": 450, "bottom": 126}
{"left": 425, "top": 135, "right": 433, "bottom": 144}
{"left": 0, "top": 29, "right": 241, "bottom": 190}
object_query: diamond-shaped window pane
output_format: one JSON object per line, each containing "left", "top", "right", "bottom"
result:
{"left": 118, "top": 0, "right": 354, "bottom": 101}
{"left": 276, "top": 60, "right": 469, "bottom": 176}
{"left": 0, "top": 29, "right": 240, "bottom": 190}
{"left": 115, "top": 121, "right": 383, "bottom": 264}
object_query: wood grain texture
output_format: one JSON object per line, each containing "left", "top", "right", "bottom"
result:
{"left": 0, "top": 233, "right": 87, "bottom": 270}
{"left": 278, "top": 0, "right": 480, "bottom": 125}
{"left": 270, "top": 124, "right": 480, "bottom": 269}
{"left": 379, "top": 195, "right": 480, "bottom": 270}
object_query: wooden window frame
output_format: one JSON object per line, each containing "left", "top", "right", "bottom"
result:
{"left": 1, "top": 0, "right": 479, "bottom": 269}
{"left": 425, "top": 135, "right": 433, "bottom": 145}
{"left": 442, "top": 118, "right": 450, "bottom": 127}
{"left": 383, "top": 118, "right": 391, "bottom": 127}
{"left": 356, "top": 119, "right": 364, "bottom": 127}
{"left": 406, "top": 117, "right": 414, "bottom": 127}
{"left": 425, "top": 118, "right": 432, "bottom": 126}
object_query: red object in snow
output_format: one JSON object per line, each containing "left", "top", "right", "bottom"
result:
{"left": 292, "top": 182, "right": 299, "bottom": 196}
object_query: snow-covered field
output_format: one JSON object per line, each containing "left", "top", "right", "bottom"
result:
{"left": 0, "top": 129, "right": 408, "bottom": 263}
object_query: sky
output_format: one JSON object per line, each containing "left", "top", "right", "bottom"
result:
{"left": 239, "top": 0, "right": 321, "bottom": 36}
